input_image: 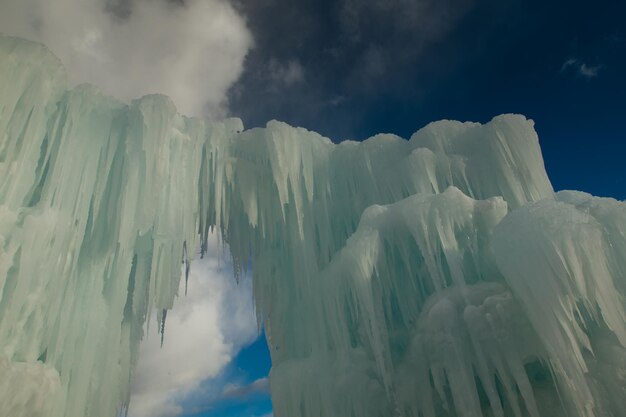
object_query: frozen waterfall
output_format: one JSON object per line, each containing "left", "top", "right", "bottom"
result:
{"left": 0, "top": 35, "right": 625, "bottom": 417}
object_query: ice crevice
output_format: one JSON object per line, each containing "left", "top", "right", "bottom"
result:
{"left": 0, "top": 35, "right": 625, "bottom": 417}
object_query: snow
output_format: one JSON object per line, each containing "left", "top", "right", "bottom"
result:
{"left": 0, "top": 34, "right": 625, "bottom": 417}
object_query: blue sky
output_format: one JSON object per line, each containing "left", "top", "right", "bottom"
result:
{"left": 181, "top": 336, "right": 273, "bottom": 417}
{"left": 1, "top": 0, "right": 624, "bottom": 416}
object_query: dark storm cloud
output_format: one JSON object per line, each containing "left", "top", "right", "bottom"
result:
{"left": 227, "top": 0, "right": 514, "bottom": 139}
{"left": 228, "top": 0, "right": 625, "bottom": 144}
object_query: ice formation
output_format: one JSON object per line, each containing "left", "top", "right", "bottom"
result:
{"left": 0, "top": 34, "right": 625, "bottom": 417}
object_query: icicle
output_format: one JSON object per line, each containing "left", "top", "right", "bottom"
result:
{"left": 160, "top": 309, "right": 167, "bottom": 349}
{"left": 182, "top": 241, "right": 190, "bottom": 295}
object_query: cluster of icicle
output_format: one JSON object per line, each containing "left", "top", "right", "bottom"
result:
{"left": 0, "top": 35, "right": 625, "bottom": 417}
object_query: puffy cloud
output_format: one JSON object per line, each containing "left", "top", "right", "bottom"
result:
{"left": 128, "top": 234, "right": 258, "bottom": 417}
{"left": 0, "top": 0, "right": 252, "bottom": 117}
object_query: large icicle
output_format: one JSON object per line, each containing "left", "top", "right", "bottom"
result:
{"left": 1, "top": 34, "right": 625, "bottom": 417}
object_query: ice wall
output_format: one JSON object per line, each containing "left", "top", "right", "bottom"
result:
{"left": 0, "top": 35, "right": 241, "bottom": 417}
{"left": 0, "top": 35, "right": 625, "bottom": 417}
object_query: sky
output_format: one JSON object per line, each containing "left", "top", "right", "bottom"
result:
{"left": 1, "top": 0, "right": 624, "bottom": 416}
{"left": 226, "top": 0, "right": 626, "bottom": 200}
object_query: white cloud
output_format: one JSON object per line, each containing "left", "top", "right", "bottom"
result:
{"left": 0, "top": 0, "right": 253, "bottom": 118}
{"left": 561, "top": 58, "right": 602, "bottom": 79}
{"left": 222, "top": 377, "right": 270, "bottom": 398}
{"left": 127, "top": 234, "right": 258, "bottom": 417}
{"left": 578, "top": 63, "right": 600, "bottom": 78}
{"left": 268, "top": 58, "right": 305, "bottom": 86}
